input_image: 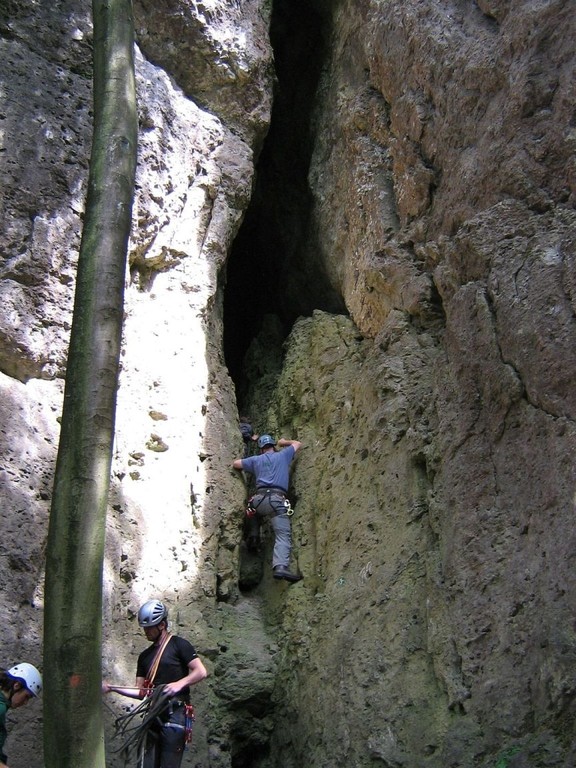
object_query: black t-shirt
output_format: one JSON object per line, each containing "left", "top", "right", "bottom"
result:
{"left": 137, "top": 635, "right": 198, "bottom": 696}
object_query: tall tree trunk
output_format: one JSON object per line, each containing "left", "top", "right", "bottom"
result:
{"left": 43, "top": 1, "right": 137, "bottom": 766}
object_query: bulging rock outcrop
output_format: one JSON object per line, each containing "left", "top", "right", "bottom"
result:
{"left": 1, "top": 0, "right": 576, "bottom": 767}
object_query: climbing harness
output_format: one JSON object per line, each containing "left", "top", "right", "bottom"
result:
{"left": 246, "top": 488, "right": 293, "bottom": 518}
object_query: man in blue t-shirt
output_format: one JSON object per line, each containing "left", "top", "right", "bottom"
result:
{"left": 233, "top": 434, "right": 302, "bottom": 582}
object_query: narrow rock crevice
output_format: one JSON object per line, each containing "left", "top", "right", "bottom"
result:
{"left": 223, "top": 0, "right": 347, "bottom": 400}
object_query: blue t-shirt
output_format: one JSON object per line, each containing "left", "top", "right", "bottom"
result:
{"left": 241, "top": 446, "right": 295, "bottom": 492}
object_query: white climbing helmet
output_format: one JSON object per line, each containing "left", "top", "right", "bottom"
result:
{"left": 8, "top": 663, "right": 42, "bottom": 697}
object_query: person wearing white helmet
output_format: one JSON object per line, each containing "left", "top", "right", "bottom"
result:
{"left": 0, "top": 663, "right": 42, "bottom": 766}
{"left": 233, "top": 433, "right": 303, "bottom": 582}
{"left": 103, "top": 599, "right": 207, "bottom": 768}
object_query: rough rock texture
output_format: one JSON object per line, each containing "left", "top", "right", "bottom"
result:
{"left": 1, "top": 0, "right": 273, "bottom": 766}
{"left": 236, "top": 0, "right": 576, "bottom": 766}
{"left": 1, "top": 0, "right": 576, "bottom": 766}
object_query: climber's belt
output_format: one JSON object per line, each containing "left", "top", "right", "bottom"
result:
{"left": 256, "top": 486, "right": 287, "bottom": 496}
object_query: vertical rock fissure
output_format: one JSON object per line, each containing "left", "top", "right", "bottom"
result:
{"left": 223, "top": 0, "right": 346, "bottom": 406}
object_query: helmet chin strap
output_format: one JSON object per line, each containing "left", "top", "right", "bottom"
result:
{"left": 146, "top": 624, "right": 165, "bottom": 643}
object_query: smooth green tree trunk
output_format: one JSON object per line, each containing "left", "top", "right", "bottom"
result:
{"left": 43, "top": 1, "right": 137, "bottom": 766}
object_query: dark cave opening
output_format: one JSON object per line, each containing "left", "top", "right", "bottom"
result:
{"left": 223, "top": 0, "right": 346, "bottom": 406}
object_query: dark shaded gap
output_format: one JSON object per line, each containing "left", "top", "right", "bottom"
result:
{"left": 223, "top": 0, "right": 346, "bottom": 406}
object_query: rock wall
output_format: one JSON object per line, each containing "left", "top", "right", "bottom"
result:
{"left": 1, "top": 1, "right": 274, "bottom": 766}
{"left": 239, "top": 0, "right": 576, "bottom": 766}
{"left": 1, "top": 0, "right": 576, "bottom": 767}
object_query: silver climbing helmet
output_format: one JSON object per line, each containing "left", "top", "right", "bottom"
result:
{"left": 257, "top": 434, "right": 276, "bottom": 449}
{"left": 8, "top": 663, "right": 42, "bottom": 697}
{"left": 138, "top": 599, "right": 168, "bottom": 627}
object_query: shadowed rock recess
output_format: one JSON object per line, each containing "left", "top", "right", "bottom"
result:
{"left": 1, "top": 0, "right": 576, "bottom": 766}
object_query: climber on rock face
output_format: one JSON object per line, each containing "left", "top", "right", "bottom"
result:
{"left": 238, "top": 415, "right": 258, "bottom": 458}
{"left": 233, "top": 433, "right": 303, "bottom": 583}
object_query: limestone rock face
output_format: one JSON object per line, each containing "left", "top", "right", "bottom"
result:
{"left": 1, "top": 0, "right": 576, "bottom": 766}
{"left": 133, "top": 0, "right": 273, "bottom": 146}
{"left": 307, "top": 0, "right": 575, "bottom": 338}
{"left": 238, "top": 0, "right": 576, "bottom": 765}
{"left": 1, "top": 1, "right": 273, "bottom": 766}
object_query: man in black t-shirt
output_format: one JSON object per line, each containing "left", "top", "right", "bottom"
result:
{"left": 103, "top": 599, "right": 208, "bottom": 767}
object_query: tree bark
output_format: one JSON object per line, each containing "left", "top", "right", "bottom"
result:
{"left": 43, "top": 1, "right": 137, "bottom": 766}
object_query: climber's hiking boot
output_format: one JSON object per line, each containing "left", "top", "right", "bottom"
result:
{"left": 273, "top": 566, "right": 302, "bottom": 583}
